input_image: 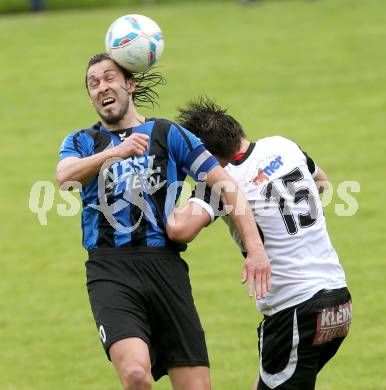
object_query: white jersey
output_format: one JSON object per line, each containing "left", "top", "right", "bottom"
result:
{"left": 224, "top": 136, "right": 347, "bottom": 316}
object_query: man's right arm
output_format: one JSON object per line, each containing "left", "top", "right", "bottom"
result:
{"left": 56, "top": 133, "right": 149, "bottom": 188}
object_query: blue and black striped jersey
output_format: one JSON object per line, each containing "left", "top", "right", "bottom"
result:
{"left": 59, "top": 119, "right": 219, "bottom": 251}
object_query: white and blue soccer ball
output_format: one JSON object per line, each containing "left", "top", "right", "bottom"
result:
{"left": 105, "top": 14, "right": 164, "bottom": 73}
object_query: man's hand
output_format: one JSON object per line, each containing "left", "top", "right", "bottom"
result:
{"left": 115, "top": 133, "right": 149, "bottom": 159}
{"left": 241, "top": 252, "right": 271, "bottom": 300}
{"left": 57, "top": 133, "right": 150, "bottom": 188}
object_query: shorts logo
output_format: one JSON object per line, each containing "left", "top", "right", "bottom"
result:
{"left": 313, "top": 300, "right": 352, "bottom": 345}
{"left": 99, "top": 325, "right": 107, "bottom": 344}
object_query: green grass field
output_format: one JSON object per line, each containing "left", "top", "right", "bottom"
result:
{"left": 1, "top": 0, "right": 385, "bottom": 389}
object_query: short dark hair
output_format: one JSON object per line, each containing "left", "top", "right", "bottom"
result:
{"left": 176, "top": 96, "right": 246, "bottom": 159}
{"left": 85, "top": 52, "right": 166, "bottom": 108}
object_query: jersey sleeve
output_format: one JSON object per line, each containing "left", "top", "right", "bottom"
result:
{"left": 188, "top": 184, "right": 226, "bottom": 223}
{"left": 59, "top": 130, "right": 94, "bottom": 161}
{"left": 297, "top": 145, "right": 319, "bottom": 178}
{"left": 168, "top": 124, "right": 219, "bottom": 180}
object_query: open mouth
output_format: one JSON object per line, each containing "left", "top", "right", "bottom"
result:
{"left": 102, "top": 97, "right": 116, "bottom": 107}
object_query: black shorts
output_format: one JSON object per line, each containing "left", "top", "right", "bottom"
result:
{"left": 257, "top": 287, "right": 352, "bottom": 390}
{"left": 85, "top": 247, "right": 209, "bottom": 381}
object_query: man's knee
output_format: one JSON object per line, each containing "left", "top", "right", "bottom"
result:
{"left": 199, "top": 375, "right": 211, "bottom": 390}
{"left": 110, "top": 338, "right": 152, "bottom": 389}
{"left": 120, "top": 364, "right": 151, "bottom": 389}
{"left": 189, "top": 373, "right": 210, "bottom": 390}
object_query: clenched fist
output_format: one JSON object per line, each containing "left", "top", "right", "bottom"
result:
{"left": 114, "top": 133, "right": 149, "bottom": 159}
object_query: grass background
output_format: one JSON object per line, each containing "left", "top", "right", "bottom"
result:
{"left": 1, "top": 0, "right": 385, "bottom": 389}
{"left": 0, "top": 0, "right": 235, "bottom": 14}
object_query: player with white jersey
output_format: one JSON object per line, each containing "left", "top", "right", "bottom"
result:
{"left": 224, "top": 135, "right": 347, "bottom": 316}
{"left": 166, "top": 98, "right": 352, "bottom": 390}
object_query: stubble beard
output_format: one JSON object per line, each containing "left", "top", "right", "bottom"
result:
{"left": 98, "top": 98, "right": 130, "bottom": 126}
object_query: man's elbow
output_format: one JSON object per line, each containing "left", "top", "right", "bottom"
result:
{"left": 56, "top": 169, "right": 83, "bottom": 190}
{"left": 314, "top": 169, "right": 329, "bottom": 193}
{"left": 166, "top": 223, "right": 194, "bottom": 244}
{"left": 56, "top": 169, "right": 68, "bottom": 189}
{"left": 315, "top": 174, "right": 329, "bottom": 193}
{"left": 316, "top": 180, "right": 329, "bottom": 193}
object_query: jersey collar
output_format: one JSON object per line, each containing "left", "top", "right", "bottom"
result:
{"left": 230, "top": 142, "right": 256, "bottom": 166}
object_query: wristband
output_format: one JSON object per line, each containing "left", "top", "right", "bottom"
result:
{"left": 188, "top": 197, "right": 215, "bottom": 223}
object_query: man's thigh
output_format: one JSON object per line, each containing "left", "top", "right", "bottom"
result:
{"left": 147, "top": 255, "right": 209, "bottom": 381}
{"left": 110, "top": 337, "right": 152, "bottom": 370}
{"left": 87, "top": 279, "right": 151, "bottom": 359}
{"left": 86, "top": 253, "right": 210, "bottom": 382}
{"left": 168, "top": 366, "right": 211, "bottom": 390}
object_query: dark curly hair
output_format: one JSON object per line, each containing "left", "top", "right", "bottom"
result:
{"left": 85, "top": 53, "right": 166, "bottom": 108}
{"left": 176, "top": 96, "right": 246, "bottom": 159}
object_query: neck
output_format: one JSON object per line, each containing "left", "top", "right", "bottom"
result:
{"left": 239, "top": 138, "right": 250, "bottom": 153}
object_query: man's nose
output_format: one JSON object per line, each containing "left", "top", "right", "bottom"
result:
{"left": 99, "top": 80, "right": 110, "bottom": 92}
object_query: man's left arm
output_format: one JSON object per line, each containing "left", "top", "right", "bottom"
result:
{"left": 205, "top": 166, "right": 271, "bottom": 300}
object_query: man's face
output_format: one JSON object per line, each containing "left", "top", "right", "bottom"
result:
{"left": 86, "top": 60, "right": 134, "bottom": 125}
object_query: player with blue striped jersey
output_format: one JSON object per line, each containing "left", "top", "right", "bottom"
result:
{"left": 56, "top": 53, "right": 270, "bottom": 390}
{"left": 59, "top": 119, "right": 215, "bottom": 251}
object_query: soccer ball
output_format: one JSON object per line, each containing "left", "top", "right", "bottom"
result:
{"left": 105, "top": 14, "right": 164, "bottom": 73}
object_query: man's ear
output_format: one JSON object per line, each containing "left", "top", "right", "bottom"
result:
{"left": 126, "top": 77, "right": 136, "bottom": 93}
